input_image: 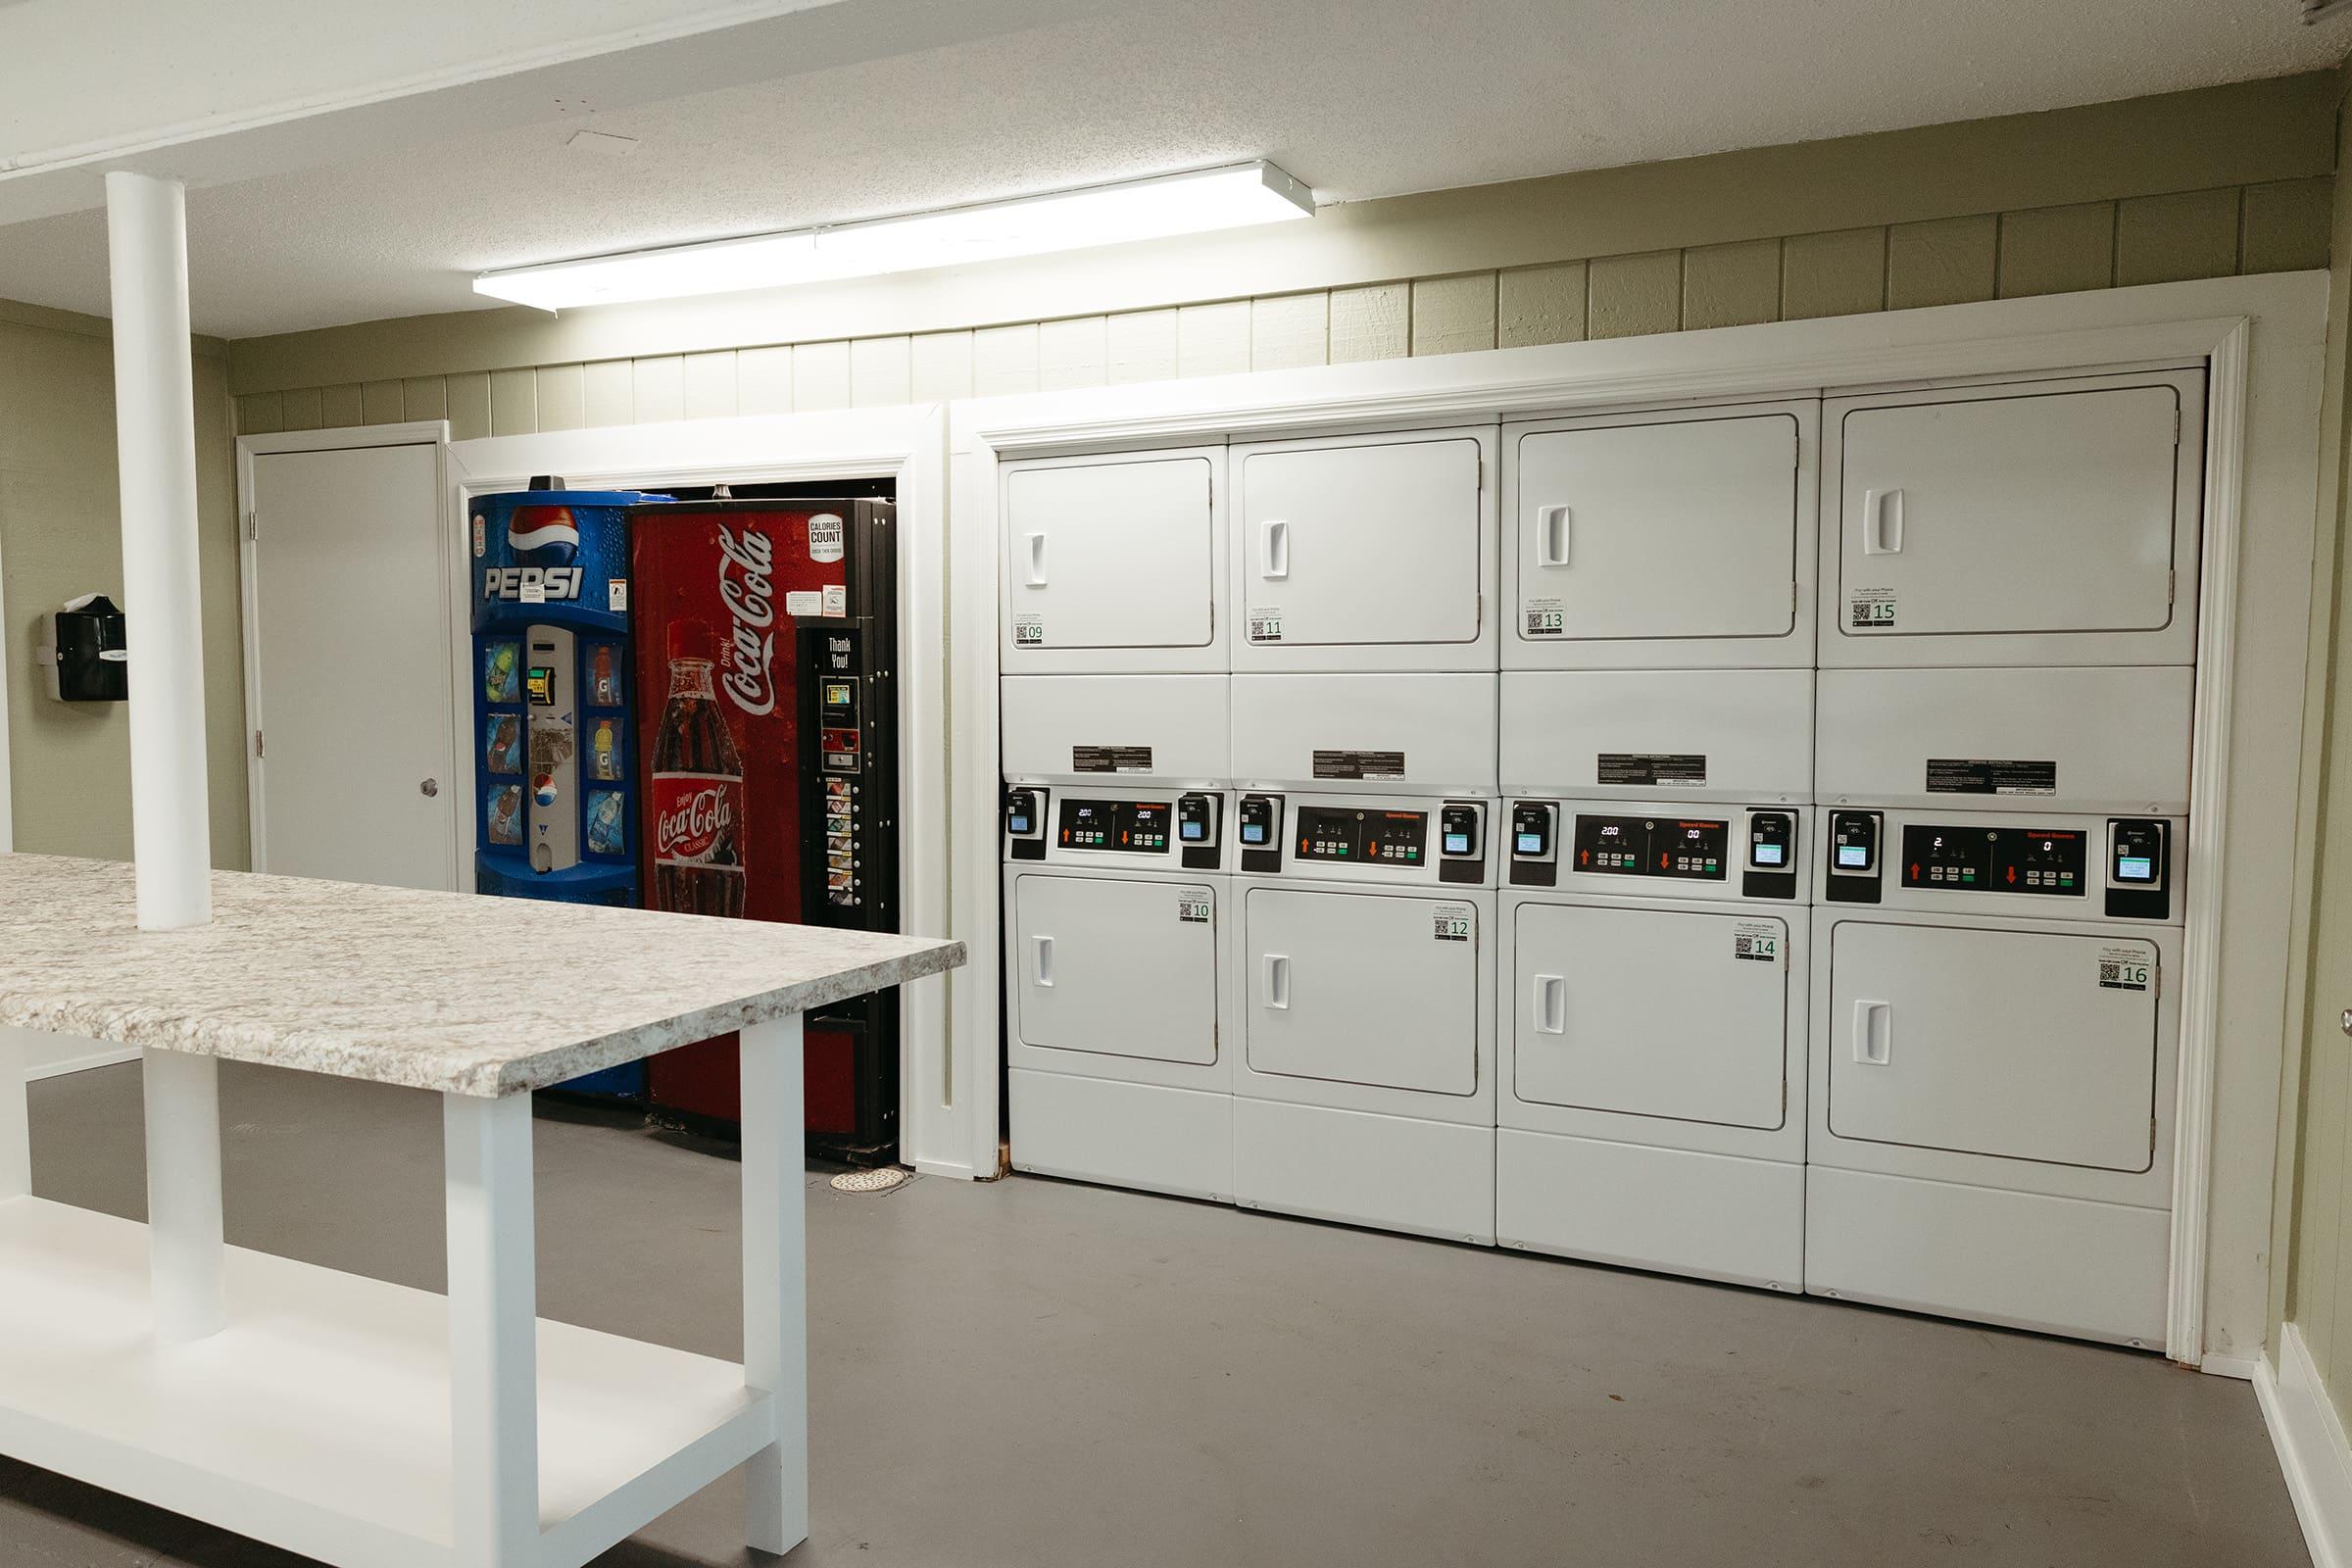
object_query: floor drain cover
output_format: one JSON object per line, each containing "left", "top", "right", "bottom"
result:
{"left": 828, "top": 1167, "right": 910, "bottom": 1195}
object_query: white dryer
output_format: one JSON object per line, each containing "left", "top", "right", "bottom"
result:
{"left": 1498, "top": 799, "right": 1812, "bottom": 1290}
{"left": 1230, "top": 790, "right": 1499, "bottom": 1243}
{"left": 1804, "top": 806, "right": 2184, "bottom": 1347}
{"left": 1004, "top": 782, "right": 1235, "bottom": 1200}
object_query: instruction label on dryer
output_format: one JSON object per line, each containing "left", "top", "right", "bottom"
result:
{"left": 1175, "top": 888, "right": 1212, "bottom": 924}
{"left": 1927, "top": 758, "right": 2058, "bottom": 797}
{"left": 1247, "top": 607, "right": 1283, "bottom": 642}
{"left": 1732, "top": 921, "right": 1783, "bottom": 965}
{"left": 1848, "top": 587, "right": 1897, "bottom": 628}
{"left": 2098, "top": 946, "right": 2154, "bottom": 992}
{"left": 1072, "top": 745, "right": 1153, "bottom": 774}
{"left": 1524, "top": 597, "right": 1565, "bottom": 637}
{"left": 1314, "top": 750, "right": 1406, "bottom": 781}
{"left": 1598, "top": 753, "right": 1706, "bottom": 788}
{"left": 1432, "top": 904, "right": 1473, "bottom": 942}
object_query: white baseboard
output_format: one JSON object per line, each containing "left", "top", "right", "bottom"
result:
{"left": 2257, "top": 1323, "right": 2352, "bottom": 1568}
{"left": 2205, "top": 1352, "right": 2261, "bottom": 1381}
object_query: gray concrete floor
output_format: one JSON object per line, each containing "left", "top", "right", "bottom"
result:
{"left": 0, "top": 1060, "right": 2308, "bottom": 1568}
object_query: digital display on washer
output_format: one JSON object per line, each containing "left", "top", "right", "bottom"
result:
{"left": 1057, "top": 800, "right": 1113, "bottom": 849}
{"left": 1898, "top": 824, "right": 2082, "bottom": 894}
{"left": 1571, "top": 814, "right": 1726, "bottom": 880}
{"left": 1296, "top": 807, "right": 1425, "bottom": 865}
{"left": 2117, "top": 857, "right": 2154, "bottom": 881}
{"left": 1053, "top": 799, "right": 1170, "bottom": 854}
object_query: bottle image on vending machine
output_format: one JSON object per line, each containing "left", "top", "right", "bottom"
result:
{"left": 471, "top": 478, "right": 670, "bottom": 1098}
{"left": 629, "top": 497, "right": 902, "bottom": 1161}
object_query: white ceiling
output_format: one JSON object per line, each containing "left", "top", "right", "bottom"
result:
{"left": 0, "top": 0, "right": 2341, "bottom": 339}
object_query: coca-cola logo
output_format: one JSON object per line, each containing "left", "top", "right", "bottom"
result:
{"left": 716, "top": 523, "right": 777, "bottom": 717}
{"left": 653, "top": 776, "right": 737, "bottom": 863}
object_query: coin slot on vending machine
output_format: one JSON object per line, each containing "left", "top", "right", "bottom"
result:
{"left": 524, "top": 627, "right": 578, "bottom": 876}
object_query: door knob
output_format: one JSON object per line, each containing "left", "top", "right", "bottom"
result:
{"left": 419, "top": 778, "right": 440, "bottom": 798}
{"left": 2340, "top": 1008, "right": 2352, "bottom": 1038}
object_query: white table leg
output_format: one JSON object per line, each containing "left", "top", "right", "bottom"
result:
{"left": 740, "top": 1014, "right": 808, "bottom": 1557}
{"left": 445, "top": 1091, "right": 540, "bottom": 1568}
{"left": 143, "top": 1048, "right": 224, "bottom": 1343}
{"left": 0, "top": 1026, "right": 29, "bottom": 1200}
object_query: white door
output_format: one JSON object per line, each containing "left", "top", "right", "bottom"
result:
{"left": 1832, "top": 382, "right": 2184, "bottom": 640}
{"left": 1012, "top": 874, "right": 1218, "bottom": 1064}
{"left": 1245, "top": 887, "right": 1479, "bottom": 1094}
{"left": 1512, "top": 412, "right": 1800, "bottom": 647}
{"left": 1514, "top": 903, "right": 1786, "bottom": 1129}
{"left": 1238, "top": 434, "right": 1485, "bottom": 651}
{"left": 1827, "top": 922, "right": 2159, "bottom": 1171}
{"left": 246, "top": 441, "right": 456, "bottom": 889}
{"left": 1003, "top": 452, "right": 1215, "bottom": 654}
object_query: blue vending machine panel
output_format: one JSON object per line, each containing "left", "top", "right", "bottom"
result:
{"left": 471, "top": 485, "right": 669, "bottom": 1097}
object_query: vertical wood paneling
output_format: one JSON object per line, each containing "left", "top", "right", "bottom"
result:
{"left": 582, "top": 361, "right": 633, "bottom": 428}
{"left": 1781, "top": 228, "right": 1886, "bottom": 320}
{"left": 2243, "top": 176, "right": 2332, "bottom": 273}
{"left": 2116, "top": 189, "right": 2241, "bottom": 286}
{"left": 1496, "top": 263, "right": 1588, "bottom": 348}
{"left": 487, "top": 368, "right": 536, "bottom": 436}
{"left": 1329, "top": 283, "right": 1409, "bottom": 363}
{"left": 1997, "top": 202, "right": 2115, "bottom": 298}
{"left": 1250, "top": 292, "right": 1328, "bottom": 371}
{"left": 235, "top": 393, "right": 283, "bottom": 435}
{"left": 1036, "top": 318, "right": 1107, "bottom": 391}
{"left": 1886, "top": 214, "right": 1998, "bottom": 310}
{"left": 1105, "top": 310, "right": 1178, "bottom": 384}
{"left": 737, "top": 346, "right": 793, "bottom": 415}
{"left": 360, "top": 380, "right": 404, "bottom": 425}
{"left": 534, "top": 365, "right": 584, "bottom": 432}
{"left": 682, "top": 350, "right": 738, "bottom": 419}
{"left": 792, "top": 341, "right": 851, "bottom": 412}
{"left": 1410, "top": 272, "right": 1497, "bottom": 357}
{"left": 444, "top": 374, "right": 490, "bottom": 441}
{"left": 1587, "top": 251, "right": 1681, "bottom": 339}
{"left": 909, "top": 332, "right": 974, "bottom": 401}
{"left": 279, "top": 385, "right": 324, "bottom": 432}
{"left": 401, "top": 376, "right": 448, "bottom": 424}
{"left": 849, "top": 336, "right": 913, "bottom": 406}
{"left": 319, "top": 383, "right": 364, "bottom": 428}
{"left": 1176, "top": 301, "right": 1250, "bottom": 377}
{"left": 973, "top": 324, "right": 1041, "bottom": 396}
{"left": 1681, "top": 239, "right": 1782, "bottom": 330}
{"left": 631, "top": 356, "right": 684, "bottom": 423}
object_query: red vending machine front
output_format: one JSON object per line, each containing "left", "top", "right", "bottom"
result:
{"left": 628, "top": 500, "right": 899, "bottom": 1157}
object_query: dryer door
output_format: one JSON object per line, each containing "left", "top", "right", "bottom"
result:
{"left": 1827, "top": 921, "right": 2159, "bottom": 1171}
{"left": 1514, "top": 903, "right": 1786, "bottom": 1129}
{"left": 1012, "top": 874, "right": 1218, "bottom": 1064}
{"left": 1004, "top": 453, "right": 1215, "bottom": 652}
{"left": 1245, "top": 888, "right": 1479, "bottom": 1094}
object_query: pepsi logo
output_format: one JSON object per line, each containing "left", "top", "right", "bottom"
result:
{"left": 508, "top": 506, "right": 581, "bottom": 567}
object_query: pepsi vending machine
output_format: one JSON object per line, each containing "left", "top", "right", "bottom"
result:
{"left": 471, "top": 481, "right": 669, "bottom": 1096}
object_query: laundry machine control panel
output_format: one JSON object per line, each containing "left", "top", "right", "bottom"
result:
{"left": 1572, "top": 814, "right": 1729, "bottom": 880}
{"left": 1004, "top": 785, "right": 1230, "bottom": 870}
{"left": 1246, "top": 793, "right": 1494, "bottom": 886}
{"left": 1825, "top": 808, "right": 2180, "bottom": 922}
{"left": 1512, "top": 798, "right": 1809, "bottom": 901}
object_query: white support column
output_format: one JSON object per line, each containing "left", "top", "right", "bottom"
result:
{"left": 107, "top": 169, "right": 225, "bottom": 1346}
{"left": 740, "top": 1014, "right": 808, "bottom": 1557}
{"left": 445, "top": 1091, "right": 541, "bottom": 1567}
{"left": 0, "top": 1027, "right": 30, "bottom": 1201}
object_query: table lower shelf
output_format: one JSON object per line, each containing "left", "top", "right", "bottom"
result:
{"left": 0, "top": 1195, "right": 771, "bottom": 1568}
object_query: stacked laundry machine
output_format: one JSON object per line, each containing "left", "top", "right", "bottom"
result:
{"left": 999, "top": 362, "right": 2204, "bottom": 1348}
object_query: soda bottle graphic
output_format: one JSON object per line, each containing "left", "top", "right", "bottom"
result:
{"left": 649, "top": 619, "right": 746, "bottom": 917}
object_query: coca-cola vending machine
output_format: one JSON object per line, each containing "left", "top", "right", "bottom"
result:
{"left": 629, "top": 498, "right": 902, "bottom": 1162}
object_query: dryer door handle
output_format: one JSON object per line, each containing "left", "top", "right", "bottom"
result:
{"left": 1851, "top": 1000, "right": 1891, "bottom": 1064}
{"left": 1024, "top": 530, "right": 1049, "bottom": 587}
{"left": 1260, "top": 519, "right": 1291, "bottom": 580}
{"left": 1861, "top": 488, "right": 1904, "bottom": 556}
{"left": 1262, "top": 953, "right": 1291, "bottom": 1009}
{"left": 1032, "top": 935, "right": 1054, "bottom": 989}
{"left": 1533, "top": 973, "right": 1565, "bottom": 1035}
{"left": 1535, "top": 505, "right": 1572, "bottom": 568}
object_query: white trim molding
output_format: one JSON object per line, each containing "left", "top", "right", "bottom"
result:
{"left": 2260, "top": 1326, "right": 2352, "bottom": 1568}
{"left": 951, "top": 270, "right": 2331, "bottom": 1364}
{"left": 446, "top": 407, "right": 969, "bottom": 1179}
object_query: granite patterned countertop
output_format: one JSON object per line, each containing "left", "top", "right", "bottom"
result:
{"left": 0, "top": 855, "right": 963, "bottom": 1098}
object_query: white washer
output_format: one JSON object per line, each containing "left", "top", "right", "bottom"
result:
{"left": 1497, "top": 798, "right": 1811, "bottom": 1290}
{"left": 1818, "top": 368, "right": 2205, "bottom": 669}
{"left": 1004, "top": 781, "right": 1236, "bottom": 1201}
{"left": 1230, "top": 790, "right": 1498, "bottom": 1243}
{"left": 1805, "top": 806, "right": 2184, "bottom": 1347}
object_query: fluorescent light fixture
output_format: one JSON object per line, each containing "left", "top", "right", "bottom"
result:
{"left": 475, "top": 161, "right": 1314, "bottom": 311}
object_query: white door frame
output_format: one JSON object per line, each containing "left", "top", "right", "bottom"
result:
{"left": 951, "top": 271, "right": 2331, "bottom": 1371}
{"left": 235, "top": 421, "right": 457, "bottom": 882}
{"left": 446, "top": 405, "right": 965, "bottom": 1178}
{"left": 0, "top": 513, "right": 12, "bottom": 855}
